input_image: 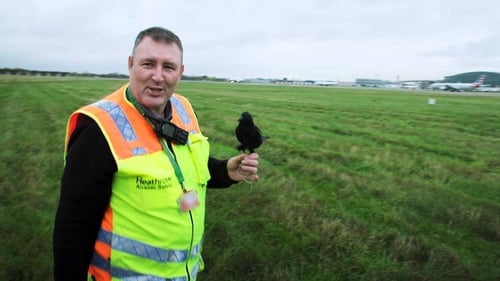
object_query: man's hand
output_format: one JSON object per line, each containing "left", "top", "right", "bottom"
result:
{"left": 227, "top": 153, "right": 260, "bottom": 182}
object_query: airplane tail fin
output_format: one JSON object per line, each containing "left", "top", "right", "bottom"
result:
{"left": 472, "top": 74, "right": 486, "bottom": 88}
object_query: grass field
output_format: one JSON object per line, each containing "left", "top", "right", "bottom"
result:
{"left": 0, "top": 76, "right": 499, "bottom": 280}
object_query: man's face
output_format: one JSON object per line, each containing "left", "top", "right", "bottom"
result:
{"left": 128, "top": 37, "right": 184, "bottom": 116}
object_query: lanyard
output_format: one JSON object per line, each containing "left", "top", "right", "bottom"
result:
{"left": 159, "top": 139, "right": 186, "bottom": 189}
{"left": 126, "top": 87, "right": 186, "bottom": 189}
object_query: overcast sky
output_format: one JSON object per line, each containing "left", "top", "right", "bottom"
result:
{"left": 1, "top": 0, "right": 499, "bottom": 81}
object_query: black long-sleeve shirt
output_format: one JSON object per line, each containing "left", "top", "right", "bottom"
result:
{"left": 53, "top": 115, "right": 235, "bottom": 280}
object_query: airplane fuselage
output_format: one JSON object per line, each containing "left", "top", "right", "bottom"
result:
{"left": 428, "top": 75, "right": 485, "bottom": 92}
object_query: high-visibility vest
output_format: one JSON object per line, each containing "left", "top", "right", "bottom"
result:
{"left": 65, "top": 84, "right": 211, "bottom": 281}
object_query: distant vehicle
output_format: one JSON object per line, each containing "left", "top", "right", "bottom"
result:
{"left": 401, "top": 82, "right": 419, "bottom": 89}
{"left": 314, "top": 80, "right": 338, "bottom": 86}
{"left": 477, "top": 86, "right": 500, "bottom": 92}
{"left": 383, "top": 84, "right": 401, "bottom": 89}
{"left": 428, "top": 75, "right": 486, "bottom": 92}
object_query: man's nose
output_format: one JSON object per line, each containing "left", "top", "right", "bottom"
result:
{"left": 152, "top": 66, "right": 164, "bottom": 82}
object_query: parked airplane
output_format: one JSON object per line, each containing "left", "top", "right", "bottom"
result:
{"left": 428, "top": 75, "right": 486, "bottom": 92}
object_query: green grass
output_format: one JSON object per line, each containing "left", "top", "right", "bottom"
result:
{"left": 0, "top": 76, "right": 499, "bottom": 280}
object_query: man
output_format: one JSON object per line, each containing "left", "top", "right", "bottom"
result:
{"left": 53, "top": 26, "right": 259, "bottom": 281}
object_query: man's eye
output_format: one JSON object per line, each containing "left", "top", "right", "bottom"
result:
{"left": 142, "top": 62, "right": 153, "bottom": 68}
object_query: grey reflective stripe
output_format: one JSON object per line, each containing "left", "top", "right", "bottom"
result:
{"left": 190, "top": 261, "right": 200, "bottom": 280}
{"left": 94, "top": 101, "right": 137, "bottom": 142}
{"left": 170, "top": 96, "right": 191, "bottom": 126}
{"left": 91, "top": 252, "right": 197, "bottom": 281}
{"left": 97, "top": 229, "right": 201, "bottom": 263}
{"left": 132, "top": 147, "right": 147, "bottom": 155}
{"left": 92, "top": 100, "right": 146, "bottom": 156}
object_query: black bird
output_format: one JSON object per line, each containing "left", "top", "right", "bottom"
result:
{"left": 235, "top": 111, "right": 269, "bottom": 153}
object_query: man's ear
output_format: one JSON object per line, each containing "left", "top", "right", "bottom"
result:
{"left": 128, "top": 56, "right": 134, "bottom": 71}
{"left": 178, "top": 64, "right": 185, "bottom": 82}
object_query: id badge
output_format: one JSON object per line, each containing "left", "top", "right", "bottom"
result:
{"left": 178, "top": 190, "right": 200, "bottom": 212}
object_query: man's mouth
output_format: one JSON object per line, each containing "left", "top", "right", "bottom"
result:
{"left": 148, "top": 87, "right": 164, "bottom": 94}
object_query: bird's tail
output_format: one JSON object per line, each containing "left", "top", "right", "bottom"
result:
{"left": 237, "top": 144, "right": 246, "bottom": 152}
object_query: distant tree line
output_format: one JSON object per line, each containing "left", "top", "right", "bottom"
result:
{"left": 0, "top": 68, "right": 129, "bottom": 79}
{"left": 180, "top": 75, "right": 229, "bottom": 82}
{"left": 0, "top": 68, "right": 230, "bottom": 82}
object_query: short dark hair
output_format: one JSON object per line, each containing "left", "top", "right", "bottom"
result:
{"left": 132, "top": 27, "right": 184, "bottom": 60}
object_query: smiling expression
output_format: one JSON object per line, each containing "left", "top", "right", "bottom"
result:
{"left": 128, "top": 37, "right": 184, "bottom": 117}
